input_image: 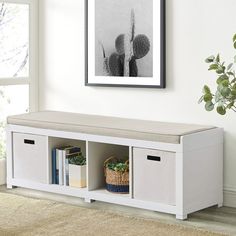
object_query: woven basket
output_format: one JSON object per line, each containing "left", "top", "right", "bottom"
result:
{"left": 104, "top": 157, "right": 129, "bottom": 194}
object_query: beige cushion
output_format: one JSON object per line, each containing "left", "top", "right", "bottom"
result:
{"left": 7, "top": 111, "right": 215, "bottom": 144}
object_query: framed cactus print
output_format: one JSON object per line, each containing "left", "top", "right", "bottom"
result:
{"left": 85, "top": 0, "right": 166, "bottom": 88}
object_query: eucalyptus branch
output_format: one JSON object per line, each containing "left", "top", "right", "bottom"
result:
{"left": 200, "top": 34, "right": 236, "bottom": 115}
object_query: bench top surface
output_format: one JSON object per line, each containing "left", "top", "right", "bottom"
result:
{"left": 7, "top": 111, "right": 215, "bottom": 144}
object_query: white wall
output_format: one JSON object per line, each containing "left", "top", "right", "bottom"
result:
{"left": 39, "top": 0, "right": 236, "bottom": 205}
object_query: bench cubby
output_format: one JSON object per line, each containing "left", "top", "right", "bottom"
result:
{"left": 87, "top": 142, "right": 130, "bottom": 194}
{"left": 48, "top": 136, "right": 86, "bottom": 185}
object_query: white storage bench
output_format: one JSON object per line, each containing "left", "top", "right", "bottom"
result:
{"left": 6, "top": 111, "right": 223, "bottom": 220}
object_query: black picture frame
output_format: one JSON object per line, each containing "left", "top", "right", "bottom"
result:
{"left": 85, "top": 0, "right": 166, "bottom": 88}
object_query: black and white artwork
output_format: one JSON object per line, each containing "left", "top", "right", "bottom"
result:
{"left": 85, "top": 0, "right": 165, "bottom": 88}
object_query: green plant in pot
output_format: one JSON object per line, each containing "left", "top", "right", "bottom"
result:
{"left": 199, "top": 34, "right": 236, "bottom": 115}
{"left": 68, "top": 153, "right": 86, "bottom": 166}
{"left": 68, "top": 153, "right": 86, "bottom": 188}
{"left": 106, "top": 160, "right": 129, "bottom": 172}
{"left": 104, "top": 157, "right": 129, "bottom": 194}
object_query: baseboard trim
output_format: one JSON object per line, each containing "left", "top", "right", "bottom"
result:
{"left": 224, "top": 189, "right": 236, "bottom": 208}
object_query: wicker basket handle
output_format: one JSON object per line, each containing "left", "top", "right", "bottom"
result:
{"left": 104, "top": 156, "right": 117, "bottom": 168}
{"left": 124, "top": 160, "right": 129, "bottom": 172}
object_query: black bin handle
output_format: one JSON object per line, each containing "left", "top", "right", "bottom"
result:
{"left": 24, "top": 139, "right": 35, "bottom": 145}
{"left": 147, "top": 155, "right": 161, "bottom": 162}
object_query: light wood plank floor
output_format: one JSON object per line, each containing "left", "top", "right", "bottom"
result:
{"left": 0, "top": 186, "right": 235, "bottom": 235}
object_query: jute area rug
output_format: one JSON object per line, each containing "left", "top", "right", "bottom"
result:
{"left": 0, "top": 192, "right": 225, "bottom": 236}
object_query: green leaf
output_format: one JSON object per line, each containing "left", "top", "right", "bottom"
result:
{"left": 217, "top": 74, "right": 229, "bottom": 85}
{"left": 217, "top": 83, "right": 224, "bottom": 91}
{"left": 217, "top": 77, "right": 224, "bottom": 85}
{"left": 216, "top": 54, "right": 220, "bottom": 63}
{"left": 227, "top": 101, "right": 234, "bottom": 109}
{"left": 234, "top": 41, "right": 236, "bottom": 50}
{"left": 218, "top": 100, "right": 224, "bottom": 107}
{"left": 216, "top": 69, "right": 223, "bottom": 74}
{"left": 215, "top": 91, "right": 222, "bottom": 103}
{"left": 221, "top": 87, "right": 231, "bottom": 97}
{"left": 204, "top": 93, "right": 213, "bottom": 102}
{"left": 221, "top": 74, "right": 229, "bottom": 80}
{"left": 205, "top": 56, "right": 215, "bottom": 63}
{"left": 221, "top": 79, "right": 229, "bottom": 87}
{"left": 198, "top": 96, "right": 204, "bottom": 104}
{"left": 217, "top": 106, "right": 226, "bottom": 115}
{"left": 231, "top": 78, "right": 236, "bottom": 83}
{"left": 227, "top": 63, "right": 234, "bottom": 71}
{"left": 233, "top": 34, "right": 236, "bottom": 42}
{"left": 231, "top": 89, "right": 236, "bottom": 96}
{"left": 205, "top": 102, "right": 214, "bottom": 112}
{"left": 208, "top": 64, "right": 218, "bottom": 70}
{"left": 227, "top": 71, "right": 235, "bottom": 76}
{"left": 230, "top": 95, "right": 236, "bottom": 100}
{"left": 216, "top": 66, "right": 225, "bottom": 74}
{"left": 203, "top": 85, "right": 211, "bottom": 94}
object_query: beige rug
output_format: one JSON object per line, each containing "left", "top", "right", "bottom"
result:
{"left": 0, "top": 192, "right": 225, "bottom": 236}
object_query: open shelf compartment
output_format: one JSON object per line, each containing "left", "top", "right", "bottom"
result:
{"left": 87, "top": 141, "right": 131, "bottom": 198}
{"left": 48, "top": 137, "right": 87, "bottom": 188}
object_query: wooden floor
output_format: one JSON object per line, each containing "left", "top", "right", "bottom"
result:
{"left": 0, "top": 186, "right": 235, "bottom": 236}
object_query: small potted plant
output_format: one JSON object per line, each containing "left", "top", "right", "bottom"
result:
{"left": 68, "top": 153, "right": 86, "bottom": 188}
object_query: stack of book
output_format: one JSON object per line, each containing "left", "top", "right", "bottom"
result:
{"left": 51, "top": 146, "right": 81, "bottom": 186}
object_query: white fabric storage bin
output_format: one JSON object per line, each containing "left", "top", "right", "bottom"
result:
{"left": 13, "top": 133, "right": 48, "bottom": 184}
{"left": 133, "top": 148, "right": 176, "bottom": 205}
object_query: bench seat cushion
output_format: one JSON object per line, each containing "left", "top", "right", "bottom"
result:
{"left": 7, "top": 111, "right": 215, "bottom": 144}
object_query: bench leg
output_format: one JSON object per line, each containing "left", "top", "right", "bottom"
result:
{"left": 176, "top": 214, "right": 188, "bottom": 220}
{"left": 7, "top": 184, "right": 13, "bottom": 189}
{"left": 84, "top": 198, "right": 94, "bottom": 203}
